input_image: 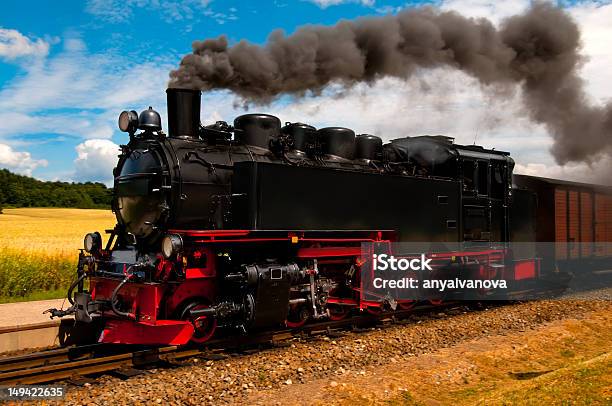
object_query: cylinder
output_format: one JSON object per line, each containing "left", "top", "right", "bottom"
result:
{"left": 355, "top": 134, "right": 383, "bottom": 161}
{"left": 282, "top": 122, "right": 317, "bottom": 153}
{"left": 166, "top": 88, "right": 201, "bottom": 138}
{"left": 234, "top": 114, "right": 281, "bottom": 150}
{"left": 317, "top": 127, "right": 356, "bottom": 160}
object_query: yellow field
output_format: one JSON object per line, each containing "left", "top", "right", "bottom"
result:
{"left": 0, "top": 208, "right": 115, "bottom": 302}
{"left": 0, "top": 208, "right": 116, "bottom": 254}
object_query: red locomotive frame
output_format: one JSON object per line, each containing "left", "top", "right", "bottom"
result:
{"left": 89, "top": 229, "right": 539, "bottom": 345}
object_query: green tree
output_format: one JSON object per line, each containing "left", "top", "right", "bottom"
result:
{"left": 0, "top": 169, "right": 112, "bottom": 209}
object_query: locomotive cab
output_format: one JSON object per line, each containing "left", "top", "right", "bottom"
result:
{"left": 456, "top": 147, "right": 514, "bottom": 244}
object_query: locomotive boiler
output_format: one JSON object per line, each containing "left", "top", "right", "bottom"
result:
{"left": 46, "top": 88, "right": 611, "bottom": 345}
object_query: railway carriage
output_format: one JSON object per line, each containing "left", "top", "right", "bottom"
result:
{"left": 513, "top": 175, "right": 612, "bottom": 272}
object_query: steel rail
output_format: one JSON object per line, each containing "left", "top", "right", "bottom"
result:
{"left": 0, "top": 289, "right": 570, "bottom": 386}
{"left": 0, "top": 302, "right": 455, "bottom": 385}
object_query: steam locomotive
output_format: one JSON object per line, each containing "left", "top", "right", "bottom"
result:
{"left": 47, "top": 89, "right": 612, "bottom": 345}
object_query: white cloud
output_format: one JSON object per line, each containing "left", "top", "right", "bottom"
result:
{"left": 0, "top": 39, "right": 172, "bottom": 114}
{"left": 0, "top": 28, "right": 49, "bottom": 61}
{"left": 202, "top": 70, "right": 567, "bottom": 188}
{"left": 569, "top": 1, "right": 612, "bottom": 104}
{"left": 85, "top": 0, "right": 214, "bottom": 23}
{"left": 0, "top": 37, "right": 172, "bottom": 143}
{"left": 0, "top": 30, "right": 175, "bottom": 182}
{"left": 0, "top": 143, "right": 47, "bottom": 176}
{"left": 440, "top": 0, "right": 530, "bottom": 24}
{"left": 375, "top": 5, "right": 402, "bottom": 14}
{"left": 307, "top": 0, "right": 375, "bottom": 9}
{"left": 0, "top": 112, "right": 114, "bottom": 140}
{"left": 73, "top": 139, "right": 120, "bottom": 185}
{"left": 85, "top": 0, "right": 129, "bottom": 23}
{"left": 202, "top": 8, "right": 239, "bottom": 25}
{"left": 203, "top": 70, "right": 549, "bottom": 155}
{"left": 267, "top": 72, "right": 553, "bottom": 169}
{"left": 515, "top": 157, "right": 612, "bottom": 186}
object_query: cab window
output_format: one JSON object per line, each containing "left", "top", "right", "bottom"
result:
{"left": 491, "top": 162, "right": 506, "bottom": 199}
{"left": 462, "top": 160, "right": 475, "bottom": 192}
{"left": 477, "top": 161, "right": 489, "bottom": 196}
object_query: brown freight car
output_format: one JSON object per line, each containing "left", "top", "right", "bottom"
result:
{"left": 513, "top": 174, "right": 612, "bottom": 272}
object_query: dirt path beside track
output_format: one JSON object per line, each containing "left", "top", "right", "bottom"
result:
{"left": 247, "top": 307, "right": 611, "bottom": 405}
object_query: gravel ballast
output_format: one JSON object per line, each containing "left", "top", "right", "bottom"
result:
{"left": 59, "top": 291, "right": 611, "bottom": 405}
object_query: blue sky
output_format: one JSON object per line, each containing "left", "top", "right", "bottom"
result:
{"left": 0, "top": 0, "right": 418, "bottom": 183}
{"left": 1, "top": 0, "right": 611, "bottom": 185}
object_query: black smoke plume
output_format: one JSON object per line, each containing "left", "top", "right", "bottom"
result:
{"left": 169, "top": 2, "right": 612, "bottom": 165}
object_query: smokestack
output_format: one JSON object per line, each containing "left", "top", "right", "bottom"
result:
{"left": 169, "top": 3, "right": 612, "bottom": 166}
{"left": 166, "top": 88, "right": 201, "bottom": 138}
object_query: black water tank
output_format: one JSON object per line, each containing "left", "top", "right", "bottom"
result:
{"left": 234, "top": 114, "right": 281, "bottom": 150}
{"left": 383, "top": 136, "right": 458, "bottom": 176}
{"left": 318, "top": 127, "right": 355, "bottom": 160}
{"left": 355, "top": 134, "right": 383, "bottom": 161}
{"left": 167, "top": 88, "right": 201, "bottom": 138}
{"left": 282, "top": 122, "right": 317, "bottom": 153}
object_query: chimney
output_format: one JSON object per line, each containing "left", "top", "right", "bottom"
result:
{"left": 166, "top": 88, "right": 201, "bottom": 138}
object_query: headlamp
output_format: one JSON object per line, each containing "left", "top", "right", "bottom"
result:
{"left": 118, "top": 110, "right": 139, "bottom": 133}
{"left": 84, "top": 232, "right": 102, "bottom": 253}
{"left": 162, "top": 234, "right": 183, "bottom": 259}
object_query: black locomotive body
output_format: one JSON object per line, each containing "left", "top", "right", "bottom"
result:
{"left": 114, "top": 90, "right": 514, "bottom": 243}
{"left": 47, "top": 89, "right": 610, "bottom": 345}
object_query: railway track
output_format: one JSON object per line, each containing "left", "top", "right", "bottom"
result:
{"left": 0, "top": 302, "right": 454, "bottom": 386}
{"left": 0, "top": 280, "right": 581, "bottom": 386}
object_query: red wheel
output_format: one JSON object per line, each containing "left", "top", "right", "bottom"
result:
{"left": 286, "top": 318, "right": 307, "bottom": 328}
{"left": 182, "top": 302, "right": 217, "bottom": 344}
{"left": 328, "top": 304, "right": 351, "bottom": 320}
{"left": 366, "top": 306, "right": 383, "bottom": 316}
{"left": 397, "top": 300, "right": 416, "bottom": 310}
{"left": 286, "top": 305, "right": 309, "bottom": 328}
